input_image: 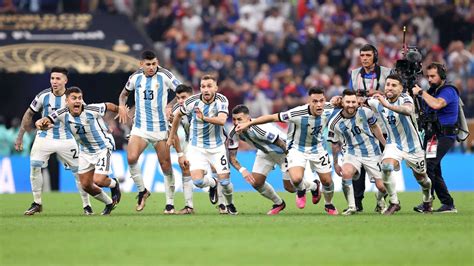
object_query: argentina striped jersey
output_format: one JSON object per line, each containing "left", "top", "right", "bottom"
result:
{"left": 278, "top": 104, "right": 337, "bottom": 154}
{"left": 368, "top": 93, "right": 423, "bottom": 153}
{"left": 126, "top": 68, "right": 181, "bottom": 132}
{"left": 48, "top": 103, "right": 115, "bottom": 153}
{"left": 171, "top": 102, "right": 191, "bottom": 141}
{"left": 327, "top": 107, "right": 382, "bottom": 157}
{"left": 179, "top": 93, "right": 228, "bottom": 149}
{"left": 228, "top": 123, "right": 286, "bottom": 154}
{"left": 29, "top": 88, "right": 73, "bottom": 140}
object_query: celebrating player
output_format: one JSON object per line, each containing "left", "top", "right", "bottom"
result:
{"left": 328, "top": 89, "right": 387, "bottom": 215}
{"left": 236, "top": 87, "right": 338, "bottom": 215}
{"left": 368, "top": 74, "right": 433, "bottom": 214}
{"left": 16, "top": 67, "right": 92, "bottom": 215}
{"left": 118, "top": 50, "right": 181, "bottom": 212}
{"left": 35, "top": 87, "right": 121, "bottom": 215}
{"left": 167, "top": 74, "right": 238, "bottom": 215}
{"left": 228, "top": 104, "right": 292, "bottom": 215}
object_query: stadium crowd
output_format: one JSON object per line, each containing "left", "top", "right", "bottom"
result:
{"left": 1, "top": 0, "right": 473, "bottom": 154}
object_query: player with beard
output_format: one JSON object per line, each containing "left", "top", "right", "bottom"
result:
{"left": 412, "top": 63, "right": 459, "bottom": 213}
{"left": 18, "top": 67, "right": 93, "bottom": 215}
{"left": 167, "top": 75, "right": 238, "bottom": 215}
{"left": 368, "top": 74, "right": 433, "bottom": 215}
{"left": 328, "top": 89, "right": 387, "bottom": 215}
{"left": 236, "top": 87, "right": 338, "bottom": 215}
{"left": 35, "top": 87, "right": 121, "bottom": 215}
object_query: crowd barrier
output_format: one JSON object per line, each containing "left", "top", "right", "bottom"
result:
{"left": 1, "top": 151, "right": 472, "bottom": 193}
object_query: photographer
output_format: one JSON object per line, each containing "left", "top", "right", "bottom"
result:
{"left": 348, "top": 44, "right": 392, "bottom": 212}
{"left": 412, "top": 62, "right": 458, "bottom": 213}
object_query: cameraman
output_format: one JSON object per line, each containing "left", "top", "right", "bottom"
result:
{"left": 412, "top": 62, "right": 458, "bottom": 213}
{"left": 348, "top": 44, "right": 391, "bottom": 212}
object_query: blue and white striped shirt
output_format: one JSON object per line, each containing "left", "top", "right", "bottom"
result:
{"left": 328, "top": 107, "right": 382, "bottom": 157}
{"left": 49, "top": 103, "right": 115, "bottom": 153}
{"left": 179, "top": 93, "right": 228, "bottom": 149}
{"left": 126, "top": 68, "right": 181, "bottom": 132}
{"left": 30, "top": 88, "right": 73, "bottom": 140}
{"left": 278, "top": 104, "right": 337, "bottom": 154}
{"left": 228, "top": 123, "right": 286, "bottom": 154}
{"left": 171, "top": 102, "right": 191, "bottom": 141}
{"left": 368, "top": 93, "right": 423, "bottom": 153}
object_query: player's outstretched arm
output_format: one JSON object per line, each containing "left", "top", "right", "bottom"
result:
{"left": 228, "top": 148, "right": 255, "bottom": 185}
{"left": 373, "top": 94, "right": 413, "bottom": 116}
{"left": 15, "top": 108, "right": 35, "bottom": 151}
{"left": 105, "top": 102, "right": 120, "bottom": 114}
{"left": 118, "top": 88, "right": 130, "bottom": 124}
{"left": 235, "top": 113, "right": 279, "bottom": 133}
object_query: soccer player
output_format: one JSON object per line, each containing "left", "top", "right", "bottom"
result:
{"left": 35, "top": 87, "right": 121, "bottom": 215}
{"left": 228, "top": 104, "right": 292, "bottom": 215}
{"left": 118, "top": 50, "right": 181, "bottom": 212}
{"left": 368, "top": 74, "right": 433, "bottom": 214}
{"left": 168, "top": 84, "right": 195, "bottom": 214}
{"left": 328, "top": 89, "right": 387, "bottom": 215}
{"left": 167, "top": 74, "right": 238, "bottom": 215}
{"left": 15, "top": 67, "right": 92, "bottom": 215}
{"left": 236, "top": 87, "right": 338, "bottom": 215}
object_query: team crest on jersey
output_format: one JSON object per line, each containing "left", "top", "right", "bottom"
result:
{"left": 155, "top": 83, "right": 160, "bottom": 89}
{"left": 267, "top": 132, "right": 275, "bottom": 141}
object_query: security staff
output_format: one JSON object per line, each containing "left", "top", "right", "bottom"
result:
{"left": 412, "top": 62, "right": 458, "bottom": 213}
{"left": 349, "top": 44, "right": 392, "bottom": 212}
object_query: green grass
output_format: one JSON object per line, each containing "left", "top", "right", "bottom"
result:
{"left": 1, "top": 192, "right": 473, "bottom": 265}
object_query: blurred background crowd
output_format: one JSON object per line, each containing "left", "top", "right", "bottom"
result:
{"left": 1, "top": 0, "right": 473, "bottom": 155}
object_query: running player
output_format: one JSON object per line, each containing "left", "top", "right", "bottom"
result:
{"left": 328, "top": 89, "right": 387, "bottom": 215}
{"left": 236, "top": 87, "right": 338, "bottom": 215}
{"left": 167, "top": 74, "right": 238, "bottom": 215}
{"left": 228, "top": 104, "right": 293, "bottom": 215}
{"left": 367, "top": 74, "right": 433, "bottom": 214}
{"left": 35, "top": 87, "right": 121, "bottom": 215}
{"left": 16, "top": 67, "right": 92, "bottom": 215}
{"left": 118, "top": 50, "right": 181, "bottom": 212}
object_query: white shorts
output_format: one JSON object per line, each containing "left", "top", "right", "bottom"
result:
{"left": 78, "top": 148, "right": 113, "bottom": 175}
{"left": 130, "top": 127, "right": 167, "bottom": 144}
{"left": 287, "top": 148, "right": 332, "bottom": 174}
{"left": 382, "top": 144, "right": 426, "bottom": 174}
{"left": 30, "top": 137, "right": 79, "bottom": 172}
{"left": 186, "top": 145, "right": 230, "bottom": 174}
{"left": 253, "top": 150, "right": 290, "bottom": 180}
{"left": 342, "top": 153, "right": 382, "bottom": 180}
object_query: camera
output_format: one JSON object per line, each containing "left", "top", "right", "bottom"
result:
{"left": 395, "top": 46, "right": 423, "bottom": 94}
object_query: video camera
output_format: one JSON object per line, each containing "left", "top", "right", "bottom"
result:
{"left": 395, "top": 46, "right": 423, "bottom": 97}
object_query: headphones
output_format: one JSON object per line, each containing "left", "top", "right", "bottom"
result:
{"left": 433, "top": 62, "right": 447, "bottom": 80}
{"left": 361, "top": 44, "right": 378, "bottom": 64}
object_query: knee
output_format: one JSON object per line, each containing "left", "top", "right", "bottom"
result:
{"left": 193, "top": 178, "right": 204, "bottom": 188}
{"left": 342, "top": 179, "right": 353, "bottom": 186}
{"left": 160, "top": 161, "right": 172, "bottom": 173}
{"left": 127, "top": 153, "right": 139, "bottom": 165}
{"left": 382, "top": 163, "right": 394, "bottom": 173}
{"left": 219, "top": 178, "right": 231, "bottom": 187}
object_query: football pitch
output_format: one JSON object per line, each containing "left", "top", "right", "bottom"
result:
{"left": 1, "top": 192, "right": 473, "bottom": 265}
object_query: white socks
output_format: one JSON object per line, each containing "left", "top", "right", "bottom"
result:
{"left": 108, "top": 178, "right": 117, "bottom": 188}
{"left": 73, "top": 173, "right": 91, "bottom": 207}
{"left": 30, "top": 167, "right": 43, "bottom": 204}
{"left": 382, "top": 168, "right": 399, "bottom": 204}
{"left": 164, "top": 173, "right": 175, "bottom": 205}
{"left": 342, "top": 179, "right": 355, "bottom": 208}
{"left": 303, "top": 179, "right": 317, "bottom": 191}
{"left": 182, "top": 175, "right": 193, "bottom": 208}
{"left": 256, "top": 182, "right": 282, "bottom": 205}
{"left": 322, "top": 182, "right": 334, "bottom": 204}
{"left": 417, "top": 176, "right": 432, "bottom": 202}
{"left": 129, "top": 163, "right": 145, "bottom": 192}
{"left": 220, "top": 180, "right": 234, "bottom": 205}
{"left": 93, "top": 190, "right": 113, "bottom": 205}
